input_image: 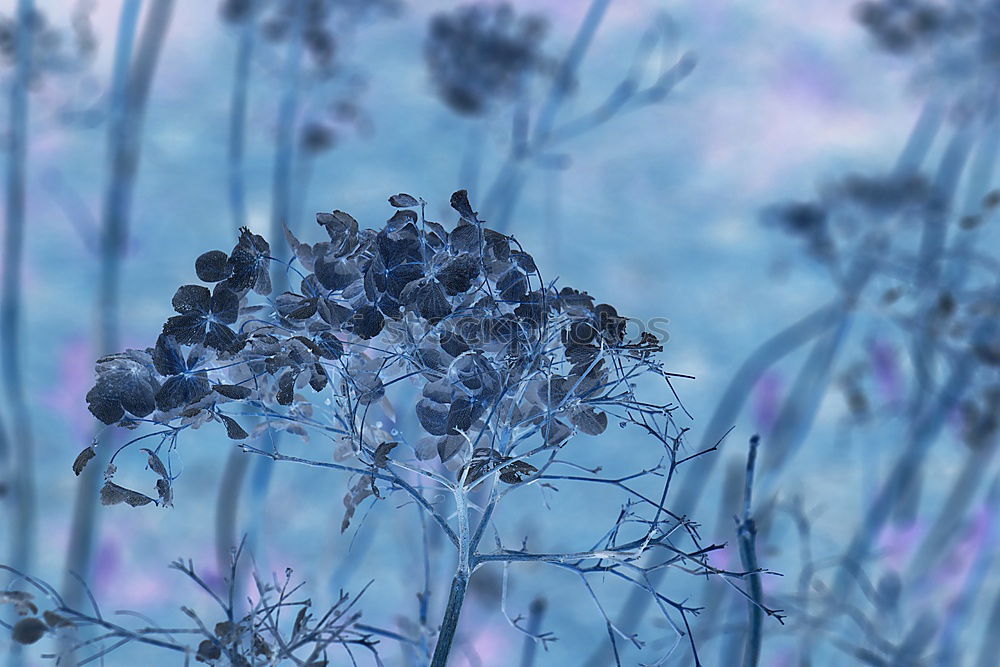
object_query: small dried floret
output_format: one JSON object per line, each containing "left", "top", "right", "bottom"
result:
{"left": 11, "top": 617, "right": 47, "bottom": 645}
{"left": 152, "top": 336, "right": 212, "bottom": 411}
{"left": 162, "top": 284, "right": 242, "bottom": 352}
{"left": 72, "top": 445, "right": 97, "bottom": 476}
{"left": 225, "top": 227, "right": 272, "bottom": 295}
{"left": 86, "top": 351, "right": 159, "bottom": 424}
{"left": 0, "top": 591, "right": 38, "bottom": 616}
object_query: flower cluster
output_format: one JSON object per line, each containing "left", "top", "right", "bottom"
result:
{"left": 763, "top": 172, "right": 940, "bottom": 265}
{"left": 763, "top": 170, "right": 1000, "bottom": 361}
{"left": 854, "top": 0, "right": 960, "bottom": 54}
{"left": 81, "top": 191, "right": 666, "bottom": 512}
{"left": 854, "top": 0, "right": 1000, "bottom": 108}
{"left": 218, "top": 0, "right": 401, "bottom": 155}
{"left": 424, "top": 3, "right": 550, "bottom": 115}
{"left": 0, "top": 4, "right": 96, "bottom": 79}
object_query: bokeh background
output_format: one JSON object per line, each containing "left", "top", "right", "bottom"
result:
{"left": 4, "top": 0, "right": 996, "bottom": 665}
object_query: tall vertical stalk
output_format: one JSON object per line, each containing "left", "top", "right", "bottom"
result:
{"left": 2, "top": 0, "right": 36, "bottom": 590}
{"left": 3, "top": 3, "right": 35, "bottom": 666}
{"left": 62, "top": 0, "right": 176, "bottom": 640}
{"left": 518, "top": 598, "right": 547, "bottom": 667}
{"left": 227, "top": 12, "right": 255, "bottom": 232}
{"left": 935, "top": 478, "right": 1000, "bottom": 667}
{"left": 244, "top": 0, "right": 306, "bottom": 565}
{"left": 430, "top": 571, "right": 469, "bottom": 667}
{"left": 737, "top": 436, "right": 763, "bottom": 667}
{"left": 481, "top": 0, "right": 613, "bottom": 230}
{"left": 60, "top": 0, "right": 142, "bottom": 656}
{"left": 215, "top": 2, "right": 257, "bottom": 578}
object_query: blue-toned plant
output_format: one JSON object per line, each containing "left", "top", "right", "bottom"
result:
{"left": 1, "top": 544, "right": 379, "bottom": 665}
{"left": 589, "top": 3, "right": 1000, "bottom": 662}
{"left": 424, "top": 3, "right": 550, "bottom": 118}
{"left": 58, "top": 5, "right": 179, "bottom": 657}
{"left": 747, "top": 4, "right": 1000, "bottom": 658}
{"left": 75, "top": 190, "right": 774, "bottom": 665}
{"left": 214, "top": 0, "right": 402, "bottom": 584}
{"left": 423, "top": 2, "right": 696, "bottom": 232}
{"left": 0, "top": 9, "right": 97, "bottom": 665}
{"left": 750, "top": 171, "right": 1000, "bottom": 660}
{"left": 217, "top": 0, "right": 402, "bottom": 235}
{"left": 618, "top": 4, "right": 1000, "bottom": 662}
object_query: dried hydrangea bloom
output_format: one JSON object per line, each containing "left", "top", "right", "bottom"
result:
{"left": 424, "top": 3, "right": 550, "bottom": 115}
{"left": 78, "top": 191, "right": 760, "bottom": 664}
{"left": 81, "top": 190, "right": 669, "bottom": 511}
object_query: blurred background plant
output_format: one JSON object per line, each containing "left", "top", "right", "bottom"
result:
{"left": 5, "top": 0, "right": 1000, "bottom": 665}
{"left": 590, "top": 2, "right": 1000, "bottom": 665}
{"left": 0, "top": 4, "right": 98, "bottom": 666}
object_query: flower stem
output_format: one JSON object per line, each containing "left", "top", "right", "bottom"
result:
{"left": 432, "top": 485, "right": 473, "bottom": 667}
{"left": 430, "top": 570, "right": 469, "bottom": 667}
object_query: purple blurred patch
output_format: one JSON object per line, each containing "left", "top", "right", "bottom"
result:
{"left": 93, "top": 536, "right": 121, "bottom": 596}
{"left": 877, "top": 520, "right": 924, "bottom": 570}
{"left": 773, "top": 45, "right": 848, "bottom": 110}
{"left": 867, "top": 337, "right": 903, "bottom": 406}
{"left": 931, "top": 503, "right": 991, "bottom": 597}
{"left": 48, "top": 335, "right": 97, "bottom": 440}
{"left": 753, "top": 371, "right": 783, "bottom": 435}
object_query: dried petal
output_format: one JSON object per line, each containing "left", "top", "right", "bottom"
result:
{"left": 72, "top": 445, "right": 97, "bottom": 476}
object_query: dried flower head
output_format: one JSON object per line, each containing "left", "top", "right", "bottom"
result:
{"left": 424, "top": 3, "right": 550, "bottom": 115}
{"left": 82, "top": 190, "right": 672, "bottom": 505}
{"left": 854, "top": 0, "right": 1000, "bottom": 109}
{"left": 76, "top": 191, "right": 750, "bottom": 664}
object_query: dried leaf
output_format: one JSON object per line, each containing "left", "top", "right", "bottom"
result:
{"left": 254, "top": 634, "right": 274, "bottom": 658}
{"left": 156, "top": 478, "right": 173, "bottom": 507}
{"left": 293, "top": 606, "right": 310, "bottom": 636}
{"left": 499, "top": 460, "right": 539, "bottom": 484}
{"left": 43, "top": 611, "right": 74, "bottom": 628}
{"left": 389, "top": 193, "right": 419, "bottom": 208}
{"left": 219, "top": 414, "right": 249, "bottom": 440}
{"left": 571, "top": 407, "right": 608, "bottom": 436}
{"left": 387, "top": 209, "right": 418, "bottom": 231}
{"left": 373, "top": 441, "right": 399, "bottom": 468}
{"left": 341, "top": 475, "right": 375, "bottom": 533}
{"left": 463, "top": 448, "right": 538, "bottom": 485}
{"left": 140, "top": 448, "right": 169, "bottom": 479}
{"left": 0, "top": 591, "right": 37, "bottom": 616}
{"left": 450, "top": 189, "right": 476, "bottom": 219}
{"left": 72, "top": 445, "right": 96, "bottom": 476}
{"left": 213, "top": 384, "right": 252, "bottom": 400}
{"left": 214, "top": 621, "right": 237, "bottom": 642}
{"left": 196, "top": 638, "right": 222, "bottom": 663}
{"left": 100, "top": 481, "right": 155, "bottom": 508}
{"left": 11, "top": 617, "right": 47, "bottom": 645}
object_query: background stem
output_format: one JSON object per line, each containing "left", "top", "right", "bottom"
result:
{"left": 61, "top": 2, "right": 176, "bottom": 657}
